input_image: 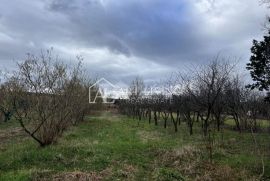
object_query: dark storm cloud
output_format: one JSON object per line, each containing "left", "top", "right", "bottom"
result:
{"left": 0, "top": 0, "right": 269, "bottom": 82}
{"left": 47, "top": 0, "right": 199, "bottom": 61}
{"left": 45, "top": 0, "right": 269, "bottom": 64}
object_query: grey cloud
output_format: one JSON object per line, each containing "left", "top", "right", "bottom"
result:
{"left": 0, "top": 0, "right": 269, "bottom": 82}
{"left": 47, "top": 0, "right": 198, "bottom": 61}
{"left": 45, "top": 0, "right": 269, "bottom": 64}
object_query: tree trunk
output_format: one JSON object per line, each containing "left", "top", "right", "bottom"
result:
{"left": 189, "top": 124, "right": 193, "bottom": 135}
{"left": 154, "top": 111, "right": 158, "bottom": 126}
{"left": 162, "top": 112, "right": 169, "bottom": 129}
{"left": 203, "top": 119, "right": 208, "bottom": 136}
{"left": 148, "top": 109, "right": 151, "bottom": 124}
{"left": 3, "top": 112, "right": 12, "bottom": 122}
{"left": 216, "top": 115, "right": 221, "bottom": 132}
{"left": 177, "top": 110, "right": 181, "bottom": 125}
{"left": 171, "top": 112, "right": 178, "bottom": 132}
{"left": 233, "top": 113, "right": 241, "bottom": 133}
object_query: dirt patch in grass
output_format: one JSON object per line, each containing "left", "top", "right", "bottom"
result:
{"left": 0, "top": 127, "right": 26, "bottom": 146}
{"left": 136, "top": 130, "right": 162, "bottom": 143}
{"left": 0, "top": 127, "right": 24, "bottom": 138}
{"left": 91, "top": 111, "right": 124, "bottom": 122}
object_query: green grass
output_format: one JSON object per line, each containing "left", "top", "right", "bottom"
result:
{"left": 0, "top": 112, "right": 269, "bottom": 180}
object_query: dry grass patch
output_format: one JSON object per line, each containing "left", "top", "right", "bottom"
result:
{"left": 52, "top": 171, "right": 102, "bottom": 181}
{"left": 136, "top": 130, "right": 162, "bottom": 143}
{"left": 0, "top": 127, "right": 24, "bottom": 139}
{"left": 32, "top": 167, "right": 113, "bottom": 181}
{"left": 0, "top": 127, "right": 26, "bottom": 147}
{"left": 156, "top": 145, "right": 202, "bottom": 176}
{"left": 32, "top": 163, "right": 138, "bottom": 181}
{"left": 114, "top": 163, "right": 138, "bottom": 180}
{"left": 155, "top": 145, "right": 255, "bottom": 180}
{"left": 194, "top": 163, "right": 256, "bottom": 181}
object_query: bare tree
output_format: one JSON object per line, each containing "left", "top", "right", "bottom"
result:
{"left": 128, "top": 76, "right": 145, "bottom": 121}
{"left": 129, "top": 76, "right": 145, "bottom": 100}
{"left": 11, "top": 50, "right": 90, "bottom": 147}
{"left": 225, "top": 75, "right": 251, "bottom": 132}
{"left": 182, "top": 58, "right": 234, "bottom": 136}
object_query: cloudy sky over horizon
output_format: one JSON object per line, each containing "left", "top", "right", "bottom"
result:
{"left": 0, "top": 0, "right": 269, "bottom": 83}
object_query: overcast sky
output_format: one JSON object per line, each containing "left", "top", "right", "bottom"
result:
{"left": 0, "top": 0, "right": 269, "bottom": 84}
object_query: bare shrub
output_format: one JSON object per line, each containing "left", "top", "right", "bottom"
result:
{"left": 186, "top": 59, "right": 234, "bottom": 136}
{"left": 10, "top": 50, "right": 90, "bottom": 147}
{"left": 0, "top": 77, "right": 17, "bottom": 122}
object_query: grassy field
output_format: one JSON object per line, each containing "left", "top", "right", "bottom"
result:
{"left": 0, "top": 112, "right": 269, "bottom": 180}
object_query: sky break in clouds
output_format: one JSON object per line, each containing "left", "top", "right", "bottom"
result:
{"left": 0, "top": 0, "right": 269, "bottom": 83}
